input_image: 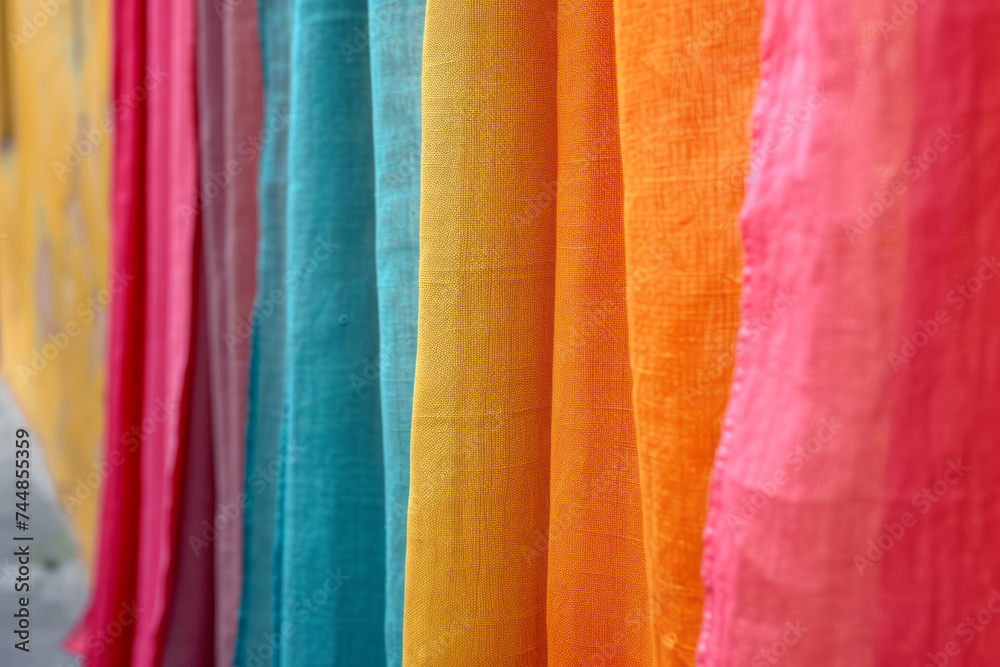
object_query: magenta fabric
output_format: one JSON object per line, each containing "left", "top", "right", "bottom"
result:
{"left": 130, "top": 0, "right": 201, "bottom": 665}
{"left": 162, "top": 255, "right": 217, "bottom": 666}
{"left": 699, "top": 0, "right": 1000, "bottom": 665}
{"left": 63, "top": 0, "right": 147, "bottom": 664}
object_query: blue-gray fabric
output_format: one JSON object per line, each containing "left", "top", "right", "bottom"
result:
{"left": 368, "top": 1, "right": 424, "bottom": 665}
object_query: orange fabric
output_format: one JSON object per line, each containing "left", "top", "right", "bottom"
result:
{"left": 403, "top": 1, "right": 557, "bottom": 665}
{"left": 547, "top": 1, "right": 650, "bottom": 666}
{"left": 613, "top": 0, "right": 762, "bottom": 663}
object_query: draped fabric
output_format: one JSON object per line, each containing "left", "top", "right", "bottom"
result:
{"left": 403, "top": 1, "right": 557, "bottom": 664}
{"left": 699, "top": 0, "right": 1000, "bottom": 665}
{"left": 547, "top": 2, "right": 650, "bottom": 666}
{"left": 130, "top": 0, "right": 200, "bottom": 665}
{"left": 161, "top": 261, "right": 217, "bottom": 666}
{"left": 237, "top": 1, "right": 291, "bottom": 665}
{"left": 274, "top": 1, "right": 386, "bottom": 665}
{"left": 64, "top": 1, "right": 146, "bottom": 663}
{"left": 195, "top": 0, "right": 262, "bottom": 662}
{"left": 613, "top": 0, "right": 762, "bottom": 663}
{"left": 369, "top": 1, "right": 425, "bottom": 665}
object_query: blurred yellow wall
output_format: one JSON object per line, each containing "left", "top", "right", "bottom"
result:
{"left": 0, "top": 0, "right": 111, "bottom": 569}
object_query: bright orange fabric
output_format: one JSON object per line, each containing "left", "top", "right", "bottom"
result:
{"left": 547, "top": 1, "right": 650, "bottom": 666}
{"left": 613, "top": 1, "right": 762, "bottom": 663}
{"left": 403, "top": 2, "right": 557, "bottom": 665}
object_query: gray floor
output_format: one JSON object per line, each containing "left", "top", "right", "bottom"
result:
{"left": 0, "top": 382, "right": 88, "bottom": 666}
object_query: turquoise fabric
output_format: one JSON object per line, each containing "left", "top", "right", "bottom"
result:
{"left": 368, "top": 1, "right": 424, "bottom": 665}
{"left": 236, "top": 0, "right": 290, "bottom": 665}
{"left": 240, "top": 2, "right": 424, "bottom": 665}
{"left": 277, "top": 1, "right": 386, "bottom": 665}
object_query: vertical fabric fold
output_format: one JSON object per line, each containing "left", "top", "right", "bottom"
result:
{"left": 130, "top": 0, "right": 201, "bottom": 664}
{"left": 237, "top": 0, "right": 291, "bottom": 665}
{"left": 699, "top": 0, "right": 1000, "bottom": 664}
{"left": 64, "top": 0, "right": 147, "bottom": 662}
{"left": 276, "top": 1, "right": 385, "bottom": 664}
{"left": 546, "top": 1, "right": 650, "bottom": 666}
{"left": 194, "top": 0, "right": 263, "bottom": 662}
{"left": 403, "top": 1, "right": 557, "bottom": 665}
{"left": 368, "top": 1, "right": 425, "bottom": 665}
{"left": 161, "top": 249, "right": 217, "bottom": 666}
{"left": 613, "top": 0, "right": 762, "bottom": 662}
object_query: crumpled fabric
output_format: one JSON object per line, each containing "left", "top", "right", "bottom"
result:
{"left": 699, "top": 0, "right": 1000, "bottom": 664}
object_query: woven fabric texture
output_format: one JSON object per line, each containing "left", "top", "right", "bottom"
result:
{"left": 700, "top": 0, "right": 1000, "bottom": 664}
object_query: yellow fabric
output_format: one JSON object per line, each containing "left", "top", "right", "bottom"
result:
{"left": 404, "top": 1, "right": 557, "bottom": 664}
{"left": 613, "top": 0, "right": 762, "bottom": 663}
{"left": 0, "top": 0, "right": 111, "bottom": 569}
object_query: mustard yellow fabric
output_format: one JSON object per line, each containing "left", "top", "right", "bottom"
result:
{"left": 0, "top": 0, "right": 111, "bottom": 568}
{"left": 403, "top": 1, "right": 557, "bottom": 664}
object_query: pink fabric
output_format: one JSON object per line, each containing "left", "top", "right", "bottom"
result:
{"left": 63, "top": 0, "right": 146, "bottom": 663}
{"left": 213, "top": 6, "right": 261, "bottom": 664}
{"left": 699, "top": 0, "right": 1000, "bottom": 665}
{"left": 161, "top": 248, "right": 217, "bottom": 666}
{"left": 130, "top": 0, "right": 201, "bottom": 665}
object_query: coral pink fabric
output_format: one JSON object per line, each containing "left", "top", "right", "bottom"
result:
{"left": 700, "top": 0, "right": 1000, "bottom": 665}
{"left": 130, "top": 0, "right": 201, "bottom": 665}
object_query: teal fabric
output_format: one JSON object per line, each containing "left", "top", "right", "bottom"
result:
{"left": 277, "top": 1, "right": 385, "bottom": 665}
{"left": 368, "top": 1, "right": 424, "bottom": 665}
{"left": 241, "top": 2, "right": 424, "bottom": 665}
{"left": 236, "top": 0, "right": 290, "bottom": 665}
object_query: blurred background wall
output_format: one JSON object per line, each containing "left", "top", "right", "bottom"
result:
{"left": 0, "top": 0, "right": 111, "bottom": 569}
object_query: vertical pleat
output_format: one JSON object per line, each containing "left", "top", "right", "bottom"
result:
{"left": 64, "top": 0, "right": 147, "bottom": 663}
{"left": 612, "top": 0, "right": 762, "bottom": 663}
{"left": 546, "top": 1, "right": 650, "bottom": 666}
{"left": 236, "top": 0, "right": 291, "bottom": 665}
{"left": 276, "top": 0, "right": 385, "bottom": 664}
{"left": 369, "top": 1, "right": 426, "bottom": 665}
{"left": 130, "top": 0, "right": 200, "bottom": 664}
{"left": 402, "top": 1, "right": 557, "bottom": 665}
